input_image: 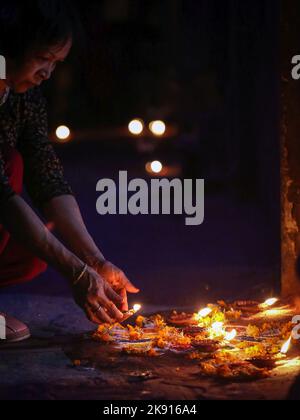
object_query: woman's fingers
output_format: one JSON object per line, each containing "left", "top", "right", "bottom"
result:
{"left": 84, "top": 305, "right": 102, "bottom": 325}
{"left": 119, "top": 288, "right": 128, "bottom": 311}
{"left": 105, "top": 283, "right": 123, "bottom": 307}
{"left": 123, "top": 274, "right": 140, "bottom": 294}
{"left": 96, "top": 307, "right": 114, "bottom": 324}
{"left": 98, "top": 292, "right": 123, "bottom": 321}
{"left": 88, "top": 302, "right": 114, "bottom": 324}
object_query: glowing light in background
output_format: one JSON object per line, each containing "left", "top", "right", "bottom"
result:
{"left": 128, "top": 119, "right": 144, "bottom": 135}
{"left": 146, "top": 161, "right": 163, "bottom": 175}
{"left": 149, "top": 120, "right": 166, "bottom": 136}
{"left": 251, "top": 305, "right": 293, "bottom": 320}
{"left": 56, "top": 125, "right": 71, "bottom": 141}
{"left": 150, "top": 161, "right": 163, "bottom": 174}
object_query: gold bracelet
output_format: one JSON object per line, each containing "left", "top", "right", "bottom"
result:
{"left": 73, "top": 264, "right": 88, "bottom": 286}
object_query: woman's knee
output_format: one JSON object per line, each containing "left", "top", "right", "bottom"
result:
{"left": 4, "top": 149, "right": 24, "bottom": 194}
{"left": 23, "top": 258, "right": 48, "bottom": 281}
{"left": 0, "top": 257, "right": 48, "bottom": 288}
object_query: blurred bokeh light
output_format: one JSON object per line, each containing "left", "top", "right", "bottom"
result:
{"left": 128, "top": 119, "right": 144, "bottom": 135}
{"left": 149, "top": 120, "right": 166, "bottom": 136}
{"left": 56, "top": 125, "right": 71, "bottom": 142}
{"left": 146, "top": 160, "right": 163, "bottom": 174}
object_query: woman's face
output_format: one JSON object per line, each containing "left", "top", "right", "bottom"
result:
{"left": 6, "top": 37, "right": 72, "bottom": 93}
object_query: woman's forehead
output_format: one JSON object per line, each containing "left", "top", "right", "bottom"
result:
{"left": 42, "top": 38, "right": 73, "bottom": 59}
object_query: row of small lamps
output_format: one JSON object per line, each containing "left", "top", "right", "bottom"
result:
{"left": 128, "top": 119, "right": 166, "bottom": 137}
{"left": 55, "top": 123, "right": 164, "bottom": 175}
{"left": 55, "top": 119, "right": 166, "bottom": 142}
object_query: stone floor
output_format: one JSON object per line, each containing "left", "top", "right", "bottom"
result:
{"left": 0, "top": 294, "right": 299, "bottom": 400}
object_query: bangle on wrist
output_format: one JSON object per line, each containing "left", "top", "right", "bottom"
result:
{"left": 73, "top": 263, "right": 88, "bottom": 286}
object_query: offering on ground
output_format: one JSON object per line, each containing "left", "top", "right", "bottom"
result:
{"left": 92, "top": 299, "right": 299, "bottom": 381}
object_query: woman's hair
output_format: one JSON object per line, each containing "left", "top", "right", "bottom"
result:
{"left": 0, "top": 0, "right": 82, "bottom": 62}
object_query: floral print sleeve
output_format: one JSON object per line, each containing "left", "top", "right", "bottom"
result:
{"left": 18, "top": 88, "right": 74, "bottom": 209}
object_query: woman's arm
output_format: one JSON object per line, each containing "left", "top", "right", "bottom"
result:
{"left": 1, "top": 195, "right": 82, "bottom": 278}
{"left": 43, "top": 195, "right": 139, "bottom": 311}
{"left": 43, "top": 195, "right": 105, "bottom": 267}
{"left": 17, "top": 88, "right": 137, "bottom": 313}
{"left": 0, "top": 195, "right": 123, "bottom": 323}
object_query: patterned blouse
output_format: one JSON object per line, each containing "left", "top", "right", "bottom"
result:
{"left": 0, "top": 87, "right": 73, "bottom": 209}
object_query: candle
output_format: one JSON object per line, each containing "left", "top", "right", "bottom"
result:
{"left": 122, "top": 304, "right": 142, "bottom": 322}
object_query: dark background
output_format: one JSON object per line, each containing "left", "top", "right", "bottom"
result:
{"left": 12, "top": 0, "right": 281, "bottom": 306}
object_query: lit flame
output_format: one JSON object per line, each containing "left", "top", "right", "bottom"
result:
{"left": 149, "top": 120, "right": 166, "bottom": 136}
{"left": 133, "top": 304, "right": 142, "bottom": 313}
{"left": 225, "top": 329, "right": 237, "bottom": 342}
{"left": 56, "top": 125, "right": 71, "bottom": 141}
{"left": 195, "top": 308, "right": 212, "bottom": 320}
{"left": 260, "top": 298, "right": 279, "bottom": 309}
{"left": 128, "top": 119, "right": 144, "bottom": 135}
{"left": 281, "top": 336, "right": 292, "bottom": 355}
{"left": 211, "top": 322, "right": 225, "bottom": 336}
{"left": 122, "top": 304, "right": 142, "bottom": 322}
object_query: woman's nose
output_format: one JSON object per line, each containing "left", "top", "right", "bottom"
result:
{"left": 39, "top": 65, "right": 55, "bottom": 81}
{"left": 39, "top": 70, "right": 51, "bottom": 80}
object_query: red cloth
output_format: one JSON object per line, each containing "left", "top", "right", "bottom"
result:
{"left": 0, "top": 148, "right": 47, "bottom": 287}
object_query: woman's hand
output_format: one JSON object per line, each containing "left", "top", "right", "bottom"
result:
{"left": 72, "top": 265, "right": 124, "bottom": 324}
{"left": 92, "top": 260, "right": 140, "bottom": 311}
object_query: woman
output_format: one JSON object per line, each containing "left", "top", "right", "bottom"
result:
{"left": 0, "top": 0, "right": 139, "bottom": 342}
